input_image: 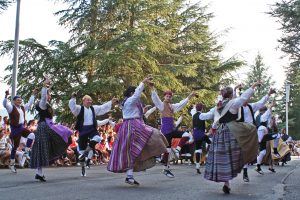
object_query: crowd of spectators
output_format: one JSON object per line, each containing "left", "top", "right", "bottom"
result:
{"left": 0, "top": 115, "right": 122, "bottom": 168}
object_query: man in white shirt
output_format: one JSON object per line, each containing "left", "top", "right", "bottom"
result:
{"left": 150, "top": 83, "right": 196, "bottom": 178}
{"left": 69, "top": 93, "right": 118, "bottom": 176}
{"left": 255, "top": 102, "right": 280, "bottom": 174}
{"left": 3, "top": 89, "right": 37, "bottom": 173}
{"left": 236, "top": 87, "right": 276, "bottom": 182}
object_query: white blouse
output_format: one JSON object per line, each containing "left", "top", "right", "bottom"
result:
{"left": 122, "top": 82, "right": 144, "bottom": 119}
{"left": 243, "top": 95, "right": 269, "bottom": 124}
{"left": 200, "top": 87, "right": 255, "bottom": 123}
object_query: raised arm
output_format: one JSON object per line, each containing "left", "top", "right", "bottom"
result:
{"left": 94, "top": 101, "right": 113, "bottom": 116}
{"left": 190, "top": 106, "right": 196, "bottom": 116}
{"left": 199, "top": 107, "right": 215, "bottom": 121}
{"left": 151, "top": 90, "right": 164, "bottom": 111}
{"left": 130, "top": 82, "right": 145, "bottom": 103}
{"left": 260, "top": 108, "right": 272, "bottom": 124}
{"left": 231, "top": 87, "right": 255, "bottom": 109}
{"left": 3, "top": 96, "right": 13, "bottom": 114}
{"left": 24, "top": 96, "right": 35, "bottom": 111}
{"left": 250, "top": 95, "right": 269, "bottom": 112}
{"left": 251, "top": 88, "right": 275, "bottom": 112}
{"left": 144, "top": 106, "right": 157, "bottom": 119}
{"left": 24, "top": 89, "right": 38, "bottom": 111}
{"left": 175, "top": 115, "right": 183, "bottom": 128}
{"left": 68, "top": 96, "right": 81, "bottom": 117}
{"left": 172, "top": 98, "right": 189, "bottom": 113}
{"left": 97, "top": 119, "right": 110, "bottom": 126}
{"left": 172, "top": 91, "right": 196, "bottom": 113}
{"left": 231, "top": 81, "right": 262, "bottom": 110}
{"left": 39, "top": 87, "right": 48, "bottom": 110}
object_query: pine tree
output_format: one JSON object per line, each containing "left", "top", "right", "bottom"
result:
{"left": 244, "top": 53, "right": 274, "bottom": 102}
{"left": 269, "top": 0, "right": 300, "bottom": 138}
{"left": 0, "top": 0, "right": 243, "bottom": 124}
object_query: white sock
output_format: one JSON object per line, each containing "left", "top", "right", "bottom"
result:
{"left": 88, "top": 150, "right": 93, "bottom": 159}
{"left": 126, "top": 169, "right": 133, "bottom": 178}
{"left": 257, "top": 150, "right": 266, "bottom": 165}
{"left": 36, "top": 167, "right": 43, "bottom": 176}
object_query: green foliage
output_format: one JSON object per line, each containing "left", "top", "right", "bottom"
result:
{"left": 244, "top": 53, "right": 274, "bottom": 102}
{"left": 1, "top": 0, "right": 243, "bottom": 125}
{"left": 0, "top": 0, "right": 11, "bottom": 13}
{"left": 269, "top": 0, "right": 300, "bottom": 139}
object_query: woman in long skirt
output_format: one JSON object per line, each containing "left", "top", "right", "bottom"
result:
{"left": 107, "top": 76, "right": 168, "bottom": 185}
{"left": 199, "top": 81, "right": 261, "bottom": 194}
{"left": 31, "top": 78, "right": 72, "bottom": 182}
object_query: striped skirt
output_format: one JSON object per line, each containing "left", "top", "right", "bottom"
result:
{"left": 107, "top": 118, "right": 166, "bottom": 173}
{"left": 30, "top": 121, "right": 69, "bottom": 168}
{"left": 204, "top": 124, "right": 244, "bottom": 182}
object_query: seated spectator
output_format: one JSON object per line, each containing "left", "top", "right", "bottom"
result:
{"left": 95, "top": 139, "right": 110, "bottom": 163}
{"left": 0, "top": 128, "right": 10, "bottom": 166}
{"left": 68, "top": 131, "right": 79, "bottom": 165}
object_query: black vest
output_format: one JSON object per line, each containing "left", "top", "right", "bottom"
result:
{"left": 36, "top": 103, "right": 53, "bottom": 122}
{"left": 75, "top": 106, "right": 97, "bottom": 131}
{"left": 219, "top": 111, "right": 238, "bottom": 123}
{"left": 237, "top": 104, "right": 255, "bottom": 124}
{"left": 282, "top": 134, "right": 289, "bottom": 142}
{"left": 192, "top": 112, "right": 205, "bottom": 131}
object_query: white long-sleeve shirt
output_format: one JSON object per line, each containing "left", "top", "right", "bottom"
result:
{"left": 257, "top": 125, "right": 268, "bottom": 143}
{"left": 243, "top": 95, "right": 269, "bottom": 124}
{"left": 122, "top": 82, "right": 145, "bottom": 119}
{"left": 69, "top": 97, "right": 112, "bottom": 126}
{"left": 97, "top": 119, "right": 116, "bottom": 127}
{"left": 175, "top": 115, "right": 183, "bottom": 128}
{"left": 260, "top": 107, "right": 272, "bottom": 124}
{"left": 144, "top": 106, "right": 157, "bottom": 119}
{"left": 151, "top": 90, "right": 189, "bottom": 113}
{"left": 3, "top": 95, "right": 35, "bottom": 124}
{"left": 39, "top": 87, "right": 49, "bottom": 110}
{"left": 199, "top": 87, "right": 254, "bottom": 124}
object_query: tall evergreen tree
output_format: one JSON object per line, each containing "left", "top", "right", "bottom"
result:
{"left": 244, "top": 53, "right": 274, "bottom": 102}
{"left": 0, "top": 0, "right": 243, "bottom": 124}
{"left": 269, "top": 0, "right": 300, "bottom": 138}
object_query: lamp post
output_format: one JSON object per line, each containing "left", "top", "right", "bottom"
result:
{"left": 11, "top": 0, "right": 21, "bottom": 99}
{"left": 285, "top": 83, "right": 290, "bottom": 135}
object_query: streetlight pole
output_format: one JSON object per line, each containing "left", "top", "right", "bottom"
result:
{"left": 285, "top": 83, "right": 290, "bottom": 135}
{"left": 11, "top": 0, "right": 21, "bottom": 99}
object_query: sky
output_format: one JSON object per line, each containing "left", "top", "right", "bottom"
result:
{"left": 0, "top": 0, "right": 288, "bottom": 112}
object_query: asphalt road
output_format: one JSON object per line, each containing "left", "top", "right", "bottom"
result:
{"left": 0, "top": 159, "right": 299, "bottom": 200}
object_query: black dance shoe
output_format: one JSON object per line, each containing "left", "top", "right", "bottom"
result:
{"left": 35, "top": 174, "right": 46, "bottom": 182}
{"left": 268, "top": 168, "right": 276, "bottom": 173}
{"left": 222, "top": 185, "right": 231, "bottom": 194}
{"left": 243, "top": 174, "right": 249, "bottom": 182}
{"left": 125, "top": 177, "right": 140, "bottom": 186}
